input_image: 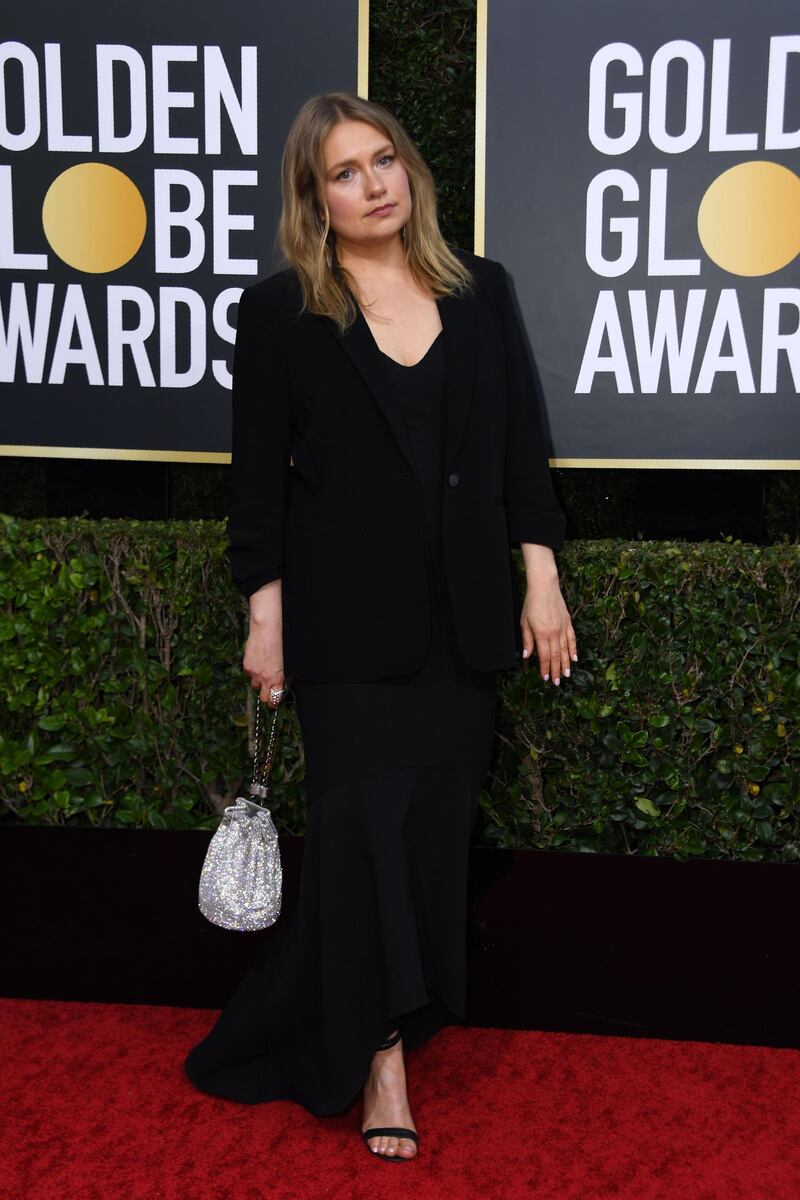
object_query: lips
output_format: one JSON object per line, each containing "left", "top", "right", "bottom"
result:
{"left": 367, "top": 203, "right": 395, "bottom": 216}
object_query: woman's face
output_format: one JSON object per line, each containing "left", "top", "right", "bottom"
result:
{"left": 320, "top": 119, "right": 412, "bottom": 250}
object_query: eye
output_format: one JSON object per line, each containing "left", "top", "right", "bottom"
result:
{"left": 335, "top": 154, "right": 395, "bottom": 181}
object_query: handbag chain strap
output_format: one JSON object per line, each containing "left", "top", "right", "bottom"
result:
{"left": 249, "top": 698, "right": 281, "bottom": 801}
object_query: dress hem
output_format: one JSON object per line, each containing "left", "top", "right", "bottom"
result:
{"left": 183, "top": 987, "right": 465, "bottom": 1117}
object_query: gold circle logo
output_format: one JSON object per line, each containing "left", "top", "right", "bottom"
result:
{"left": 42, "top": 163, "right": 147, "bottom": 273}
{"left": 697, "top": 160, "right": 800, "bottom": 277}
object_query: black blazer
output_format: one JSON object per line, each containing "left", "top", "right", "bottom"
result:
{"left": 227, "top": 246, "right": 566, "bottom": 681}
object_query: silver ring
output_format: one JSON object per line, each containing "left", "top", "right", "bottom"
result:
{"left": 269, "top": 687, "right": 284, "bottom": 698}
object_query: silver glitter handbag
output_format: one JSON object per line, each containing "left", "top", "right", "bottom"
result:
{"left": 198, "top": 697, "right": 283, "bottom": 931}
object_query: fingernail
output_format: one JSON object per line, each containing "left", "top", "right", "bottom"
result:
{"left": 564, "top": 668, "right": 570, "bottom": 677}
{"left": 544, "top": 673, "right": 549, "bottom": 681}
{"left": 554, "top": 677, "right": 561, "bottom": 686}
{"left": 572, "top": 654, "right": 578, "bottom": 662}
{"left": 522, "top": 648, "right": 529, "bottom": 658}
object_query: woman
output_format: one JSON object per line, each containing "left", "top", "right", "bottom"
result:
{"left": 184, "top": 91, "right": 577, "bottom": 1162}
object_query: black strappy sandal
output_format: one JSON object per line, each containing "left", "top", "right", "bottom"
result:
{"left": 361, "top": 1027, "right": 419, "bottom": 1162}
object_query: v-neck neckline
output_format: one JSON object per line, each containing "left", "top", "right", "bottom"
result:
{"left": 354, "top": 297, "right": 445, "bottom": 369}
{"left": 377, "top": 328, "right": 444, "bottom": 369}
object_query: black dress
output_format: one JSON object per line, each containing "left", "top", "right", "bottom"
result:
{"left": 184, "top": 327, "right": 499, "bottom": 1116}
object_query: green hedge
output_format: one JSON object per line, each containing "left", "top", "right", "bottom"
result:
{"left": 1, "top": 514, "right": 798, "bottom": 861}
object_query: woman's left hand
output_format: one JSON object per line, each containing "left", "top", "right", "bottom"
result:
{"left": 520, "top": 574, "right": 577, "bottom": 686}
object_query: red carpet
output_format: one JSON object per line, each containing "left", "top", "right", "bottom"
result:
{"left": 2, "top": 997, "right": 799, "bottom": 1199}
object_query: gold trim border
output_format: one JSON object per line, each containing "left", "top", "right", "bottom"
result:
{"left": 474, "top": 0, "right": 487, "bottom": 256}
{"left": 2, "top": 444, "right": 798, "bottom": 470}
{"left": 358, "top": 0, "right": 369, "bottom": 96}
{"left": 551, "top": 458, "right": 800, "bottom": 470}
{"left": 472, "top": 0, "right": 800, "bottom": 471}
{"left": 0, "top": 445, "right": 229, "bottom": 463}
{"left": 1, "top": 0, "right": 371, "bottom": 467}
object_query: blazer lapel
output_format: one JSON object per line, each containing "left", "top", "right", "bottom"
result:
{"left": 437, "top": 286, "right": 478, "bottom": 472}
{"left": 321, "top": 282, "right": 478, "bottom": 474}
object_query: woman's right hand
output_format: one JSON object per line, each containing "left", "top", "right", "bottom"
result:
{"left": 243, "top": 580, "right": 287, "bottom": 709}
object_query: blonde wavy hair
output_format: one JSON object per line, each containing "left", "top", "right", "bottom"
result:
{"left": 275, "top": 91, "right": 475, "bottom": 332}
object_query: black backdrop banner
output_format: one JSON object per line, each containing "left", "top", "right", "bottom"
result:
{"left": 480, "top": 0, "right": 800, "bottom": 465}
{"left": 0, "top": 1, "right": 361, "bottom": 461}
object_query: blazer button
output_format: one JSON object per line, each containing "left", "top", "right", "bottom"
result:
{"left": 447, "top": 472, "right": 460, "bottom": 487}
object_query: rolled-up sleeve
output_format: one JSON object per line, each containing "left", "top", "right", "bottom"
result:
{"left": 496, "top": 262, "right": 567, "bottom": 551}
{"left": 226, "top": 285, "right": 292, "bottom": 597}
